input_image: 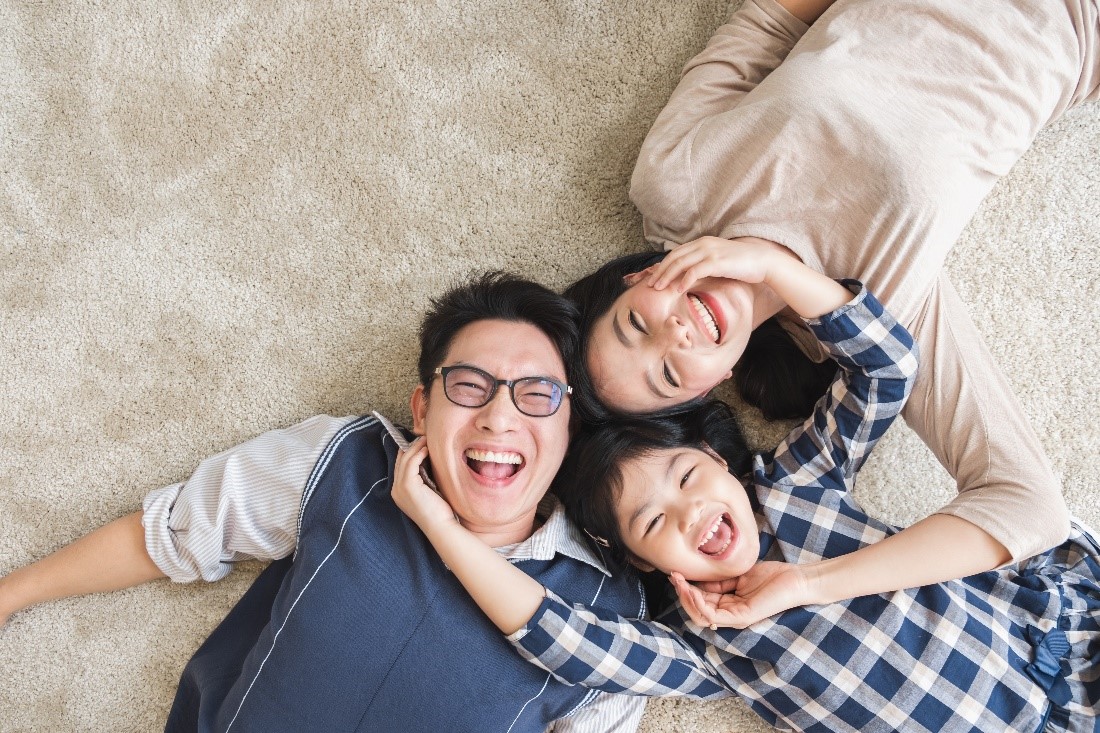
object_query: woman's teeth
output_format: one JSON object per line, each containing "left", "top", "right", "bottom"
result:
{"left": 689, "top": 295, "right": 720, "bottom": 342}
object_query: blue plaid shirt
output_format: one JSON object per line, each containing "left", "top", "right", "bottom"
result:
{"left": 510, "top": 283, "right": 1100, "bottom": 732}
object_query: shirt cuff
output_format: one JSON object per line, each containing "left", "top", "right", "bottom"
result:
{"left": 505, "top": 589, "right": 563, "bottom": 643}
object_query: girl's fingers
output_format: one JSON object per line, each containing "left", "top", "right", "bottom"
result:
{"left": 671, "top": 573, "right": 714, "bottom": 628}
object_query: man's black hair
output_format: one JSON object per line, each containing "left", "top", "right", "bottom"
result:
{"left": 564, "top": 250, "right": 837, "bottom": 422}
{"left": 418, "top": 271, "right": 581, "bottom": 390}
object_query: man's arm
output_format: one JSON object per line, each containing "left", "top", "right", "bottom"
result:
{"left": 0, "top": 414, "right": 350, "bottom": 626}
{"left": 0, "top": 511, "right": 163, "bottom": 627}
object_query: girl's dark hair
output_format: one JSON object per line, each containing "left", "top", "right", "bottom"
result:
{"left": 552, "top": 400, "right": 754, "bottom": 565}
{"left": 564, "top": 250, "right": 838, "bottom": 422}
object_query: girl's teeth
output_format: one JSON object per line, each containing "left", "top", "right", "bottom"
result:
{"left": 698, "top": 516, "right": 723, "bottom": 549}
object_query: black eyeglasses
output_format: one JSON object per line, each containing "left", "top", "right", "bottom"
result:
{"left": 434, "top": 366, "right": 571, "bottom": 417}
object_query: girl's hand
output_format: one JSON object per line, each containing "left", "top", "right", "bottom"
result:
{"left": 642, "top": 236, "right": 787, "bottom": 293}
{"left": 671, "top": 560, "right": 814, "bottom": 629}
{"left": 391, "top": 437, "right": 459, "bottom": 533}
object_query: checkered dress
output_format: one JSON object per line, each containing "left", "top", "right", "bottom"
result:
{"left": 510, "top": 284, "right": 1100, "bottom": 732}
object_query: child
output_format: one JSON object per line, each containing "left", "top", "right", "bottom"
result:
{"left": 392, "top": 268, "right": 1100, "bottom": 732}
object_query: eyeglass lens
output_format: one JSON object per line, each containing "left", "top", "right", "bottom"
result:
{"left": 442, "top": 366, "right": 564, "bottom": 416}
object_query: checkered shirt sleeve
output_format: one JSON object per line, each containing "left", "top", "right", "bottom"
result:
{"left": 508, "top": 283, "right": 917, "bottom": 700}
{"left": 755, "top": 281, "right": 917, "bottom": 563}
{"left": 508, "top": 590, "right": 731, "bottom": 700}
{"left": 763, "top": 280, "right": 918, "bottom": 489}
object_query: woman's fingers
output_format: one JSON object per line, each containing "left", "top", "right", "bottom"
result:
{"left": 645, "top": 246, "right": 699, "bottom": 289}
{"left": 647, "top": 239, "right": 729, "bottom": 291}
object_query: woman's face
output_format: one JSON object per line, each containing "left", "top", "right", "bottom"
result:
{"left": 588, "top": 278, "right": 755, "bottom": 413}
{"left": 615, "top": 447, "right": 760, "bottom": 582}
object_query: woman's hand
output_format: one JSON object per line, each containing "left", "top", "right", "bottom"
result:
{"left": 391, "top": 437, "right": 459, "bottom": 533}
{"left": 670, "top": 560, "right": 817, "bottom": 629}
{"left": 625, "top": 236, "right": 789, "bottom": 293}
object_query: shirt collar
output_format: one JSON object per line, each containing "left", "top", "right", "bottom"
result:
{"left": 495, "top": 495, "right": 614, "bottom": 577}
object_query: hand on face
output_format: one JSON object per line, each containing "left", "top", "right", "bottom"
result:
{"left": 628, "top": 236, "right": 784, "bottom": 293}
{"left": 670, "top": 559, "right": 814, "bottom": 630}
{"left": 391, "top": 436, "right": 459, "bottom": 534}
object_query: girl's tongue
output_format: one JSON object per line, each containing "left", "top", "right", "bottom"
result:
{"left": 468, "top": 458, "right": 519, "bottom": 480}
{"left": 699, "top": 518, "right": 732, "bottom": 555}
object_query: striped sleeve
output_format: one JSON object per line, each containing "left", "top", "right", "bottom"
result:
{"left": 508, "top": 591, "right": 730, "bottom": 700}
{"left": 548, "top": 691, "right": 645, "bottom": 733}
{"left": 141, "top": 414, "right": 354, "bottom": 582}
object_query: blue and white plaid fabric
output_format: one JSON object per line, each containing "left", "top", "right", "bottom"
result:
{"left": 510, "top": 283, "right": 1100, "bottom": 732}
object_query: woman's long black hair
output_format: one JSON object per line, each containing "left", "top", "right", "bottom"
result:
{"left": 563, "top": 250, "right": 837, "bottom": 422}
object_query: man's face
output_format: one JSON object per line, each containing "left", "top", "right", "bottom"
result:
{"left": 411, "top": 319, "right": 571, "bottom": 546}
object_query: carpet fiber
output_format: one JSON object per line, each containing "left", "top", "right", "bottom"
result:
{"left": 2, "top": 1, "right": 1097, "bottom": 731}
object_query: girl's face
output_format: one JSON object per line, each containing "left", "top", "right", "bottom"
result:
{"left": 588, "top": 278, "right": 755, "bottom": 413}
{"left": 615, "top": 447, "right": 760, "bottom": 582}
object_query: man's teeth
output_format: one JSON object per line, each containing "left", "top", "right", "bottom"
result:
{"left": 465, "top": 449, "right": 523, "bottom": 465}
{"left": 689, "top": 295, "right": 720, "bottom": 342}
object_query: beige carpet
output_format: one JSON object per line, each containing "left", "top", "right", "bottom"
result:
{"left": 1, "top": 1, "right": 1097, "bottom": 731}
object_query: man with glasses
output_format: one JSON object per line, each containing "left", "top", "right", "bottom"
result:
{"left": 0, "top": 273, "right": 648, "bottom": 732}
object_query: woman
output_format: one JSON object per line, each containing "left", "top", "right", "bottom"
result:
{"left": 568, "top": 0, "right": 1098, "bottom": 569}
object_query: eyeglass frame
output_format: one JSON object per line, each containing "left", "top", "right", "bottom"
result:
{"left": 432, "top": 365, "right": 572, "bottom": 417}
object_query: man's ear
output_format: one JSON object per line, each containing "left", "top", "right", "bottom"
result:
{"left": 410, "top": 385, "right": 428, "bottom": 435}
{"left": 627, "top": 556, "right": 656, "bottom": 573}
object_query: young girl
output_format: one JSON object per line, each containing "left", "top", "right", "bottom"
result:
{"left": 392, "top": 256, "right": 1100, "bottom": 732}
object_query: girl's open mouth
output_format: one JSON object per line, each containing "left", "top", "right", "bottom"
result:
{"left": 697, "top": 513, "right": 735, "bottom": 557}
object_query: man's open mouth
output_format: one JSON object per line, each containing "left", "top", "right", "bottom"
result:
{"left": 465, "top": 448, "right": 524, "bottom": 480}
{"left": 688, "top": 294, "right": 721, "bottom": 343}
{"left": 697, "top": 513, "right": 735, "bottom": 556}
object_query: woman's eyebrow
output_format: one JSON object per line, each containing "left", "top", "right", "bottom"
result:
{"left": 611, "top": 312, "right": 672, "bottom": 399}
{"left": 611, "top": 313, "right": 631, "bottom": 347}
{"left": 645, "top": 370, "right": 673, "bottom": 400}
